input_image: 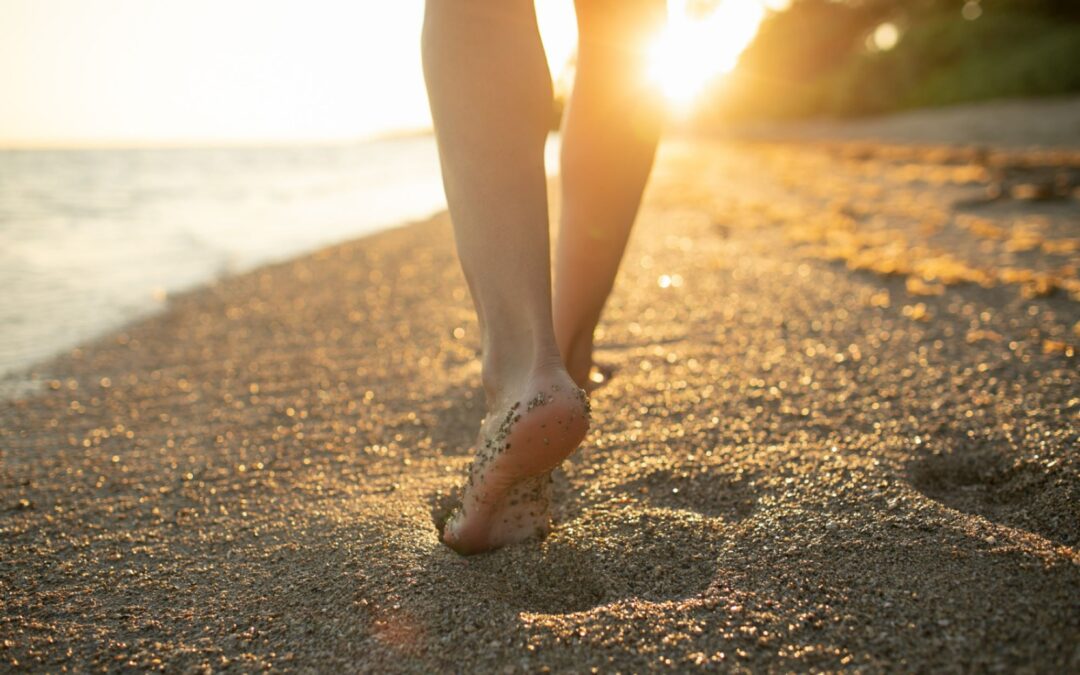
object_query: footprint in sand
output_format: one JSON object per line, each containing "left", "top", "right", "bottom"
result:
{"left": 908, "top": 447, "right": 1078, "bottom": 547}
{"left": 618, "top": 465, "right": 759, "bottom": 522}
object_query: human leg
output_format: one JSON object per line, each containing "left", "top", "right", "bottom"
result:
{"left": 553, "top": 0, "right": 666, "bottom": 388}
{"left": 422, "top": 0, "right": 590, "bottom": 554}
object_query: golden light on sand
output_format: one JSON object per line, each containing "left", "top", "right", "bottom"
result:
{"left": 647, "top": 0, "right": 775, "bottom": 111}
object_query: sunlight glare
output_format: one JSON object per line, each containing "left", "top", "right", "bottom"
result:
{"left": 647, "top": 0, "right": 768, "bottom": 112}
{"left": 871, "top": 22, "right": 900, "bottom": 52}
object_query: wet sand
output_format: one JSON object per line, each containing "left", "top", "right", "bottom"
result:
{"left": 2, "top": 104, "right": 1079, "bottom": 671}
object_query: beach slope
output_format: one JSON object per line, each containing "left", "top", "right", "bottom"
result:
{"left": 3, "top": 107, "right": 1079, "bottom": 671}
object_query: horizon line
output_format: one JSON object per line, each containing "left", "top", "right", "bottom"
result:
{"left": 0, "top": 126, "right": 437, "bottom": 151}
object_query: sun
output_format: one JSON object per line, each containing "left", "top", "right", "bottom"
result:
{"left": 647, "top": 0, "right": 773, "bottom": 111}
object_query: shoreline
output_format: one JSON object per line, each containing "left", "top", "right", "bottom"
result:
{"left": 0, "top": 134, "right": 569, "bottom": 386}
{"left": 0, "top": 209, "right": 446, "bottom": 402}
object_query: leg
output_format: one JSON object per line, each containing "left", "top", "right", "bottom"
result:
{"left": 554, "top": 0, "right": 666, "bottom": 388}
{"left": 423, "top": 0, "right": 590, "bottom": 554}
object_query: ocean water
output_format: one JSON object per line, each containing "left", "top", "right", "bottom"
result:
{"left": 0, "top": 134, "right": 561, "bottom": 386}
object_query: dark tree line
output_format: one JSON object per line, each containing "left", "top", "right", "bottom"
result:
{"left": 702, "top": 0, "right": 1080, "bottom": 119}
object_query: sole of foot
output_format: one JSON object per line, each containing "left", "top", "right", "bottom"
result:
{"left": 442, "top": 370, "right": 590, "bottom": 555}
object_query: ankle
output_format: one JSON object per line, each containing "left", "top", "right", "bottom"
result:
{"left": 480, "top": 340, "right": 564, "bottom": 408}
{"left": 557, "top": 329, "right": 595, "bottom": 388}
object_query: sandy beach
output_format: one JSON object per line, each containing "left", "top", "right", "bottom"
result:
{"left": 2, "top": 100, "right": 1079, "bottom": 671}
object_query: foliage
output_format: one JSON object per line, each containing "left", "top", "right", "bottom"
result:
{"left": 708, "top": 0, "right": 1080, "bottom": 120}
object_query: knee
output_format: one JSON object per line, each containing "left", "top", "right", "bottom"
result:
{"left": 574, "top": 0, "right": 666, "bottom": 53}
{"left": 424, "top": 0, "right": 539, "bottom": 36}
{"left": 422, "top": 0, "right": 546, "bottom": 63}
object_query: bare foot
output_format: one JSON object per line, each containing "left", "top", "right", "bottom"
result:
{"left": 563, "top": 335, "right": 612, "bottom": 392}
{"left": 442, "top": 369, "right": 590, "bottom": 555}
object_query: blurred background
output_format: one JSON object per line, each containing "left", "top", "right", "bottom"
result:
{"left": 2, "top": 0, "right": 1078, "bottom": 383}
{"left": 688, "top": 0, "right": 1080, "bottom": 122}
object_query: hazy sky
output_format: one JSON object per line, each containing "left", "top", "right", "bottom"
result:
{"left": 0, "top": 0, "right": 578, "bottom": 145}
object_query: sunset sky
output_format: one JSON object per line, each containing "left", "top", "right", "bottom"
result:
{"left": 0, "top": 0, "right": 776, "bottom": 146}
